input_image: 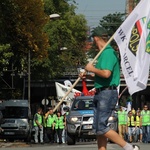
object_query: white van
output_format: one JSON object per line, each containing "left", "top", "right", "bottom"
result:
{"left": 0, "top": 99, "right": 32, "bottom": 142}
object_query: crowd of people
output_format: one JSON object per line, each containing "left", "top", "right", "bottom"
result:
{"left": 33, "top": 107, "right": 67, "bottom": 144}
{"left": 33, "top": 104, "right": 150, "bottom": 145}
{"left": 117, "top": 105, "right": 150, "bottom": 143}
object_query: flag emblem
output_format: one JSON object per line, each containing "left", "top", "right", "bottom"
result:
{"left": 146, "top": 20, "right": 150, "bottom": 54}
{"left": 128, "top": 17, "right": 146, "bottom": 56}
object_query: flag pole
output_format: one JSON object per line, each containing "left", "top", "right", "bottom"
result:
{"left": 118, "top": 86, "right": 128, "bottom": 99}
{"left": 53, "top": 35, "right": 115, "bottom": 112}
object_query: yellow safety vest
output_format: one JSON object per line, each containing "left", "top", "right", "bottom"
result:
{"left": 135, "top": 116, "right": 140, "bottom": 127}
{"left": 128, "top": 116, "right": 135, "bottom": 126}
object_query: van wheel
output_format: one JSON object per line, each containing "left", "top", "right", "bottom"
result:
{"left": 67, "top": 133, "right": 76, "bottom": 145}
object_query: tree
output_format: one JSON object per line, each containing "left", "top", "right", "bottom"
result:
{"left": 0, "top": 0, "right": 49, "bottom": 99}
{"left": 0, "top": 44, "right": 13, "bottom": 72}
{"left": 42, "top": 0, "right": 88, "bottom": 78}
{"left": 0, "top": 0, "right": 88, "bottom": 99}
{"left": 0, "top": 0, "right": 49, "bottom": 72}
{"left": 87, "top": 12, "right": 125, "bottom": 58}
{"left": 99, "top": 12, "right": 125, "bottom": 37}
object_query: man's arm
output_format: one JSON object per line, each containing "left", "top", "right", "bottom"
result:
{"left": 85, "top": 62, "right": 111, "bottom": 78}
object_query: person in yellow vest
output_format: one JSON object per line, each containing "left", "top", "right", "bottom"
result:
{"left": 55, "top": 111, "right": 65, "bottom": 144}
{"left": 134, "top": 111, "right": 143, "bottom": 142}
{"left": 127, "top": 111, "right": 136, "bottom": 143}
{"left": 33, "top": 107, "right": 44, "bottom": 144}
{"left": 45, "top": 108, "right": 56, "bottom": 143}
{"left": 140, "top": 105, "right": 150, "bottom": 143}
{"left": 117, "top": 106, "right": 128, "bottom": 140}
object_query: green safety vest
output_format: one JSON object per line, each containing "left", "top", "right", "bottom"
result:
{"left": 43, "top": 115, "right": 46, "bottom": 127}
{"left": 46, "top": 115, "right": 55, "bottom": 127}
{"left": 141, "top": 110, "right": 150, "bottom": 126}
{"left": 33, "top": 113, "right": 42, "bottom": 126}
{"left": 55, "top": 116, "right": 64, "bottom": 129}
{"left": 118, "top": 110, "right": 127, "bottom": 125}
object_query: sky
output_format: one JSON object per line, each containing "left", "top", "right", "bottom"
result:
{"left": 74, "top": 0, "right": 126, "bottom": 28}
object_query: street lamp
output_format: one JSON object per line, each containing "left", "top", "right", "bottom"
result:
{"left": 60, "top": 47, "right": 67, "bottom": 51}
{"left": 49, "top": 14, "right": 60, "bottom": 19}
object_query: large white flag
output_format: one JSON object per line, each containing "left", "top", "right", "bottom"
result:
{"left": 114, "top": 0, "right": 150, "bottom": 95}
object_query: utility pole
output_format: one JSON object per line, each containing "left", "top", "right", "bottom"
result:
{"left": 28, "top": 49, "right": 31, "bottom": 116}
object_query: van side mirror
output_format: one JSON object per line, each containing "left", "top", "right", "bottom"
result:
{"left": 115, "top": 105, "right": 120, "bottom": 111}
{"left": 28, "top": 114, "right": 32, "bottom": 120}
{"left": 63, "top": 106, "right": 70, "bottom": 112}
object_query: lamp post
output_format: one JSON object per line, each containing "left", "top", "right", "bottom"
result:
{"left": 28, "top": 49, "right": 31, "bottom": 116}
{"left": 41, "top": 13, "right": 61, "bottom": 111}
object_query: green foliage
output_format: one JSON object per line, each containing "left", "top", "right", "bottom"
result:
{"left": 0, "top": 0, "right": 49, "bottom": 71}
{"left": 0, "top": 44, "right": 13, "bottom": 72}
{"left": 87, "top": 12, "right": 125, "bottom": 59}
{"left": 0, "top": 0, "right": 88, "bottom": 100}
{"left": 42, "top": 0, "right": 88, "bottom": 78}
{"left": 99, "top": 12, "right": 125, "bottom": 37}
{"left": 0, "top": 0, "right": 49, "bottom": 99}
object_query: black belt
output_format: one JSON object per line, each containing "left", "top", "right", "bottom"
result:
{"left": 96, "top": 86, "right": 117, "bottom": 93}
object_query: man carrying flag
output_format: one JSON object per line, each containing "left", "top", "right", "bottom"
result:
{"left": 80, "top": 26, "right": 139, "bottom": 150}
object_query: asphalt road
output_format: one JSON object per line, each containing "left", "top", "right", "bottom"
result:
{"left": 0, "top": 141, "right": 149, "bottom": 150}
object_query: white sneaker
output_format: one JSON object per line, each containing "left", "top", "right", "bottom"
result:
{"left": 133, "top": 145, "right": 140, "bottom": 150}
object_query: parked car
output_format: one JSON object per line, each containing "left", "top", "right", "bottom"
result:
{"left": 0, "top": 99, "right": 32, "bottom": 142}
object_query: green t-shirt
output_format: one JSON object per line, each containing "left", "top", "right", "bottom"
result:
{"left": 94, "top": 44, "right": 120, "bottom": 88}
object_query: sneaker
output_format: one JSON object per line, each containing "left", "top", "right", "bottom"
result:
{"left": 133, "top": 145, "right": 140, "bottom": 150}
{"left": 139, "top": 140, "right": 142, "bottom": 143}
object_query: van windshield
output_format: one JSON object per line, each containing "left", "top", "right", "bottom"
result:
{"left": 2, "top": 106, "right": 28, "bottom": 118}
{"left": 72, "top": 99, "right": 93, "bottom": 111}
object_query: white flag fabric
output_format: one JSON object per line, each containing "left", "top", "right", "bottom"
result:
{"left": 114, "top": 0, "right": 150, "bottom": 95}
{"left": 55, "top": 82, "right": 81, "bottom": 102}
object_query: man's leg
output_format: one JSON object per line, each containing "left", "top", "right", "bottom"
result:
{"left": 104, "top": 129, "right": 126, "bottom": 147}
{"left": 97, "top": 135, "right": 107, "bottom": 150}
{"left": 104, "top": 129, "right": 140, "bottom": 150}
{"left": 128, "top": 127, "right": 133, "bottom": 143}
{"left": 39, "top": 126, "right": 44, "bottom": 143}
{"left": 146, "top": 125, "right": 150, "bottom": 142}
{"left": 142, "top": 126, "right": 146, "bottom": 142}
{"left": 34, "top": 126, "right": 39, "bottom": 143}
{"left": 123, "top": 125, "right": 127, "bottom": 140}
{"left": 118, "top": 125, "right": 123, "bottom": 138}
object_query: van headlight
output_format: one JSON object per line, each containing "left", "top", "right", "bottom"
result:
{"left": 70, "top": 117, "right": 81, "bottom": 123}
{"left": 108, "top": 117, "right": 114, "bottom": 121}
